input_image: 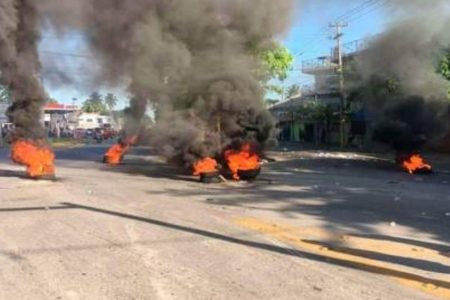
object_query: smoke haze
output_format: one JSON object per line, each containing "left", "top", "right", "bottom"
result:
{"left": 355, "top": 0, "right": 450, "bottom": 151}
{"left": 0, "top": 0, "right": 47, "bottom": 139}
{"left": 66, "top": 0, "right": 294, "bottom": 165}
{"left": 1, "top": 0, "right": 296, "bottom": 165}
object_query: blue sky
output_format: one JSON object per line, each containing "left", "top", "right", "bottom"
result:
{"left": 40, "top": 0, "right": 389, "bottom": 107}
{"left": 279, "top": 0, "right": 387, "bottom": 92}
{"left": 39, "top": 30, "right": 129, "bottom": 109}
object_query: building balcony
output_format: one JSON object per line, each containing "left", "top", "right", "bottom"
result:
{"left": 302, "top": 57, "right": 337, "bottom": 75}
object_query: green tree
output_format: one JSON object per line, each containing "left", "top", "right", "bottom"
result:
{"left": 267, "top": 85, "right": 285, "bottom": 98}
{"left": 344, "top": 60, "right": 400, "bottom": 111}
{"left": 265, "top": 99, "right": 280, "bottom": 107}
{"left": 286, "top": 84, "right": 301, "bottom": 99}
{"left": 90, "top": 92, "right": 103, "bottom": 104}
{"left": 82, "top": 92, "right": 108, "bottom": 114}
{"left": 259, "top": 43, "right": 294, "bottom": 81}
{"left": 46, "top": 98, "right": 58, "bottom": 104}
{"left": 0, "top": 84, "right": 10, "bottom": 103}
{"left": 256, "top": 43, "right": 294, "bottom": 97}
{"left": 296, "top": 102, "right": 334, "bottom": 122}
{"left": 265, "top": 84, "right": 301, "bottom": 102}
{"left": 439, "top": 53, "right": 450, "bottom": 80}
{"left": 105, "top": 93, "right": 118, "bottom": 111}
{"left": 439, "top": 51, "right": 450, "bottom": 98}
{"left": 296, "top": 102, "right": 336, "bottom": 145}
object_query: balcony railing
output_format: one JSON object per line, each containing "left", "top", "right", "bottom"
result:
{"left": 302, "top": 35, "right": 378, "bottom": 74}
{"left": 301, "top": 57, "right": 337, "bottom": 74}
{"left": 332, "top": 35, "right": 377, "bottom": 59}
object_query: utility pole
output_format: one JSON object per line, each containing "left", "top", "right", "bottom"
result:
{"left": 330, "top": 21, "right": 348, "bottom": 148}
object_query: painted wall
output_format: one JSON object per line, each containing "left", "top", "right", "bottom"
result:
{"left": 77, "top": 113, "right": 112, "bottom": 129}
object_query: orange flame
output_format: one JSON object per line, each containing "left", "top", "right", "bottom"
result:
{"left": 11, "top": 140, "right": 55, "bottom": 178}
{"left": 104, "top": 143, "right": 129, "bottom": 165}
{"left": 103, "top": 136, "right": 137, "bottom": 165}
{"left": 401, "top": 154, "right": 432, "bottom": 174}
{"left": 224, "top": 143, "right": 260, "bottom": 180}
{"left": 193, "top": 157, "right": 218, "bottom": 176}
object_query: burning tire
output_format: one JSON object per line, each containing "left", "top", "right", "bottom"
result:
{"left": 199, "top": 172, "right": 221, "bottom": 184}
{"left": 237, "top": 168, "right": 261, "bottom": 181}
{"left": 411, "top": 166, "right": 433, "bottom": 174}
{"left": 223, "top": 142, "right": 262, "bottom": 181}
{"left": 11, "top": 139, "right": 56, "bottom": 179}
{"left": 221, "top": 167, "right": 261, "bottom": 181}
{"left": 103, "top": 139, "right": 135, "bottom": 165}
{"left": 396, "top": 153, "right": 432, "bottom": 174}
{"left": 30, "top": 173, "right": 57, "bottom": 181}
{"left": 103, "top": 154, "right": 125, "bottom": 164}
{"left": 193, "top": 157, "right": 219, "bottom": 183}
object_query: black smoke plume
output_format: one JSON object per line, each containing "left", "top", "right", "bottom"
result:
{"left": 372, "top": 96, "right": 448, "bottom": 152}
{"left": 0, "top": 0, "right": 47, "bottom": 140}
{"left": 41, "top": 0, "right": 295, "bottom": 166}
{"left": 354, "top": 1, "right": 450, "bottom": 153}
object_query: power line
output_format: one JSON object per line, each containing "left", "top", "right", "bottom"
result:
{"left": 39, "top": 50, "right": 93, "bottom": 59}
{"left": 41, "top": 35, "right": 86, "bottom": 40}
{"left": 42, "top": 70, "right": 94, "bottom": 77}
{"left": 289, "top": 2, "right": 349, "bottom": 57}
{"left": 297, "top": 0, "right": 384, "bottom": 58}
{"left": 336, "top": 0, "right": 381, "bottom": 21}
{"left": 345, "top": 0, "right": 390, "bottom": 23}
{"left": 40, "top": 32, "right": 88, "bottom": 38}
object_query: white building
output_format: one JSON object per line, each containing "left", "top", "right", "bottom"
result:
{"left": 43, "top": 103, "right": 80, "bottom": 131}
{"left": 77, "top": 113, "right": 112, "bottom": 129}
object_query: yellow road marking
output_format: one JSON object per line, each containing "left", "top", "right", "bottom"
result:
{"left": 342, "top": 235, "right": 447, "bottom": 262}
{"left": 235, "top": 217, "right": 450, "bottom": 299}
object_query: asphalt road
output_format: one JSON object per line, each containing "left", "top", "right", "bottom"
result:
{"left": 0, "top": 143, "right": 449, "bottom": 300}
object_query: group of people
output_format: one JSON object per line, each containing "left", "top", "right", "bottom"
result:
{"left": 48, "top": 125, "right": 74, "bottom": 139}
{"left": 1, "top": 123, "right": 13, "bottom": 145}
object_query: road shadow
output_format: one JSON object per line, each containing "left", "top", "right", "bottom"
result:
{"left": 99, "top": 158, "right": 199, "bottom": 183}
{"left": 303, "top": 239, "right": 450, "bottom": 274}
{"left": 66, "top": 146, "right": 450, "bottom": 247}
{"left": 134, "top": 152, "right": 450, "bottom": 271}
{"left": 0, "top": 169, "right": 65, "bottom": 183}
{"left": 350, "top": 234, "right": 450, "bottom": 254}
{"left": 43, "top": 144, "right": 450, "bottom": 281}
{"left": 104, "top": 148, "right": 450, "bottom": 244}
{"left": 0, "top": 170, "right": 29, "bottom": 179}
{"left": 56, "top": 145, "right": 199, "bottom": 183}
{"left": 0, "top": 201, "right": 448, "bottom": 289}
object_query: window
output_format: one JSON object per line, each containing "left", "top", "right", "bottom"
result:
{"left": 87, "top": 119, "right": 93, "bottom": 122}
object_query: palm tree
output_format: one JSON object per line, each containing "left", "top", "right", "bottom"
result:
{"left": 82, "top": 101, "right": 98, "bottom": 113}
{"left": 82, "top": 92, "right": 107, "bottom": 114}
{"left": 46, "top": 98, "right": 58, "bottom": 104}
{"left": 286, "top": 84, "right": 301, "bottom": 100}
{"left": 105, "top": 93, "right": 118, "bottom": 112}
{"left": 89, "top": 92, "right": 103, "bottom": 105}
